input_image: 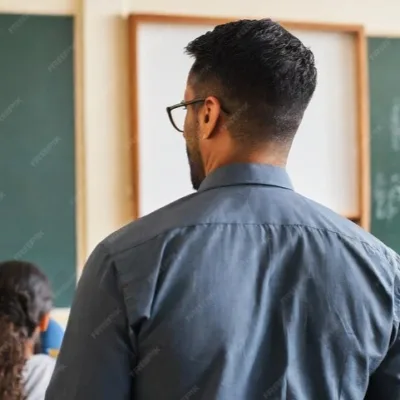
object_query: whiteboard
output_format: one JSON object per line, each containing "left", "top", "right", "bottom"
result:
{"left": 135, "top": 21, "right": 359, "bottom": 217}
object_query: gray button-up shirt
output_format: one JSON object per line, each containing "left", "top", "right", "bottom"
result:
{"left": 46, "top": 163, "right": 400, "bottom": 400}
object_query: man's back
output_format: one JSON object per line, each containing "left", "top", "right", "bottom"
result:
{"left": 46, "top": 164, "right": 400, "bottom": 399}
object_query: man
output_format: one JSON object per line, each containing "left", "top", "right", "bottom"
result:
{"left": 46, "top": 19, "right": 400, "bottom": 399}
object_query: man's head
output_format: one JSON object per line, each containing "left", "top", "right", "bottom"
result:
{"left": 169, "top": 18, "right": 317, "bottom": 190}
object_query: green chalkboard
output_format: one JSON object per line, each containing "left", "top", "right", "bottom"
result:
{"left": 369, "top": 37, "right": 400, "bottom": 253}
{"left": 0, "top": 14, "right": 76, "bottom": 307}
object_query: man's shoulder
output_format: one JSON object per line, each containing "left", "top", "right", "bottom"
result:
{"left": 101, "top": 185, "right": 399, "bottom": 269}
{"left": 297, "top": 195, "right": 400, "bottom": 268}
{"left": 102, "top": 191, "right": 202, "bottom": 256}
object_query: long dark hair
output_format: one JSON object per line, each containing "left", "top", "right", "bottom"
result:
{"left": 0, "top": 260, "right": 52, "bottom": 400}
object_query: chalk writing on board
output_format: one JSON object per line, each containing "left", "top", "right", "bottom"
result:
{"left": 390, "top": 98, "right": 400, "bottom": 151}
{"left": 374, "top": 172, "right": 400, "bottom": 221}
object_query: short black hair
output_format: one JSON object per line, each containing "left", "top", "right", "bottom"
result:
{"left": 185, "top": 19, "right": 317, "bottom": 145}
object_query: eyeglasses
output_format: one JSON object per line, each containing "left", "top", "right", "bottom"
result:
{"left": 166, "top": 99, "right": 205, "bottom": 133}
{"left": 166, "top": 98, "right": 230, "bottom": 133}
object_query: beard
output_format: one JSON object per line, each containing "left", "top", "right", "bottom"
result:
{"left": 186, "top": 144, "right": 205, "bottom": 191}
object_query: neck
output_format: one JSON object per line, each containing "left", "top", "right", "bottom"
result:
{"left": 204, "top": 142, "right": 289, "bottom": 177}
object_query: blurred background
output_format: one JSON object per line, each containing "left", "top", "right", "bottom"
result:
{"left": 0, "top": 0, "right": 399, "bottom": 326}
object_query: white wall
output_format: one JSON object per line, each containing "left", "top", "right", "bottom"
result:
{"left": 1, "top": 0, "right": 399, "bottom": 327}
{"left": 129, "top": 0, "right": 400, "bottom": 35}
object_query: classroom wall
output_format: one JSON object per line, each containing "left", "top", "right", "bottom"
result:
{"left": 1, "top": 0, "right": 400, "bottom": 326}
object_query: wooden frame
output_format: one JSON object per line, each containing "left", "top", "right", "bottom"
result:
{"left": 128, "top": 14, "right": 370, "bottom": 230}
{"left": 73, "top": 0, "right": 86, "bottom": 273}
{"left": 52, "top": 0, "right": 85, "bottom": 326}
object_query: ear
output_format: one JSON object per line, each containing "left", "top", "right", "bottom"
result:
{"left": 39, "top": 312, "right": 50, "bottom": 332}
{"left": 199, "top": 96, "right": 221, "bottom": 139}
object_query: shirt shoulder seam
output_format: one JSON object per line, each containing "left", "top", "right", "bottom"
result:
{"left": 104, "top": 221, "right": 389, "bottom": 262}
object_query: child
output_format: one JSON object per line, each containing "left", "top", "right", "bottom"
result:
{"left": 0, "top": 260, "right": 55, "bottom": 400}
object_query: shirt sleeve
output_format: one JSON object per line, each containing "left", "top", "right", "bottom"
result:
{"left": 365, "top": 269, "right": 400, "bottom": 399}
{"left": 45, "top": 243, "right": 135, "bottom": 400}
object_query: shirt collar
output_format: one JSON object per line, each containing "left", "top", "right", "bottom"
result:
{"left": 198, "top": 163, "right": 294, "bottom": 192}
